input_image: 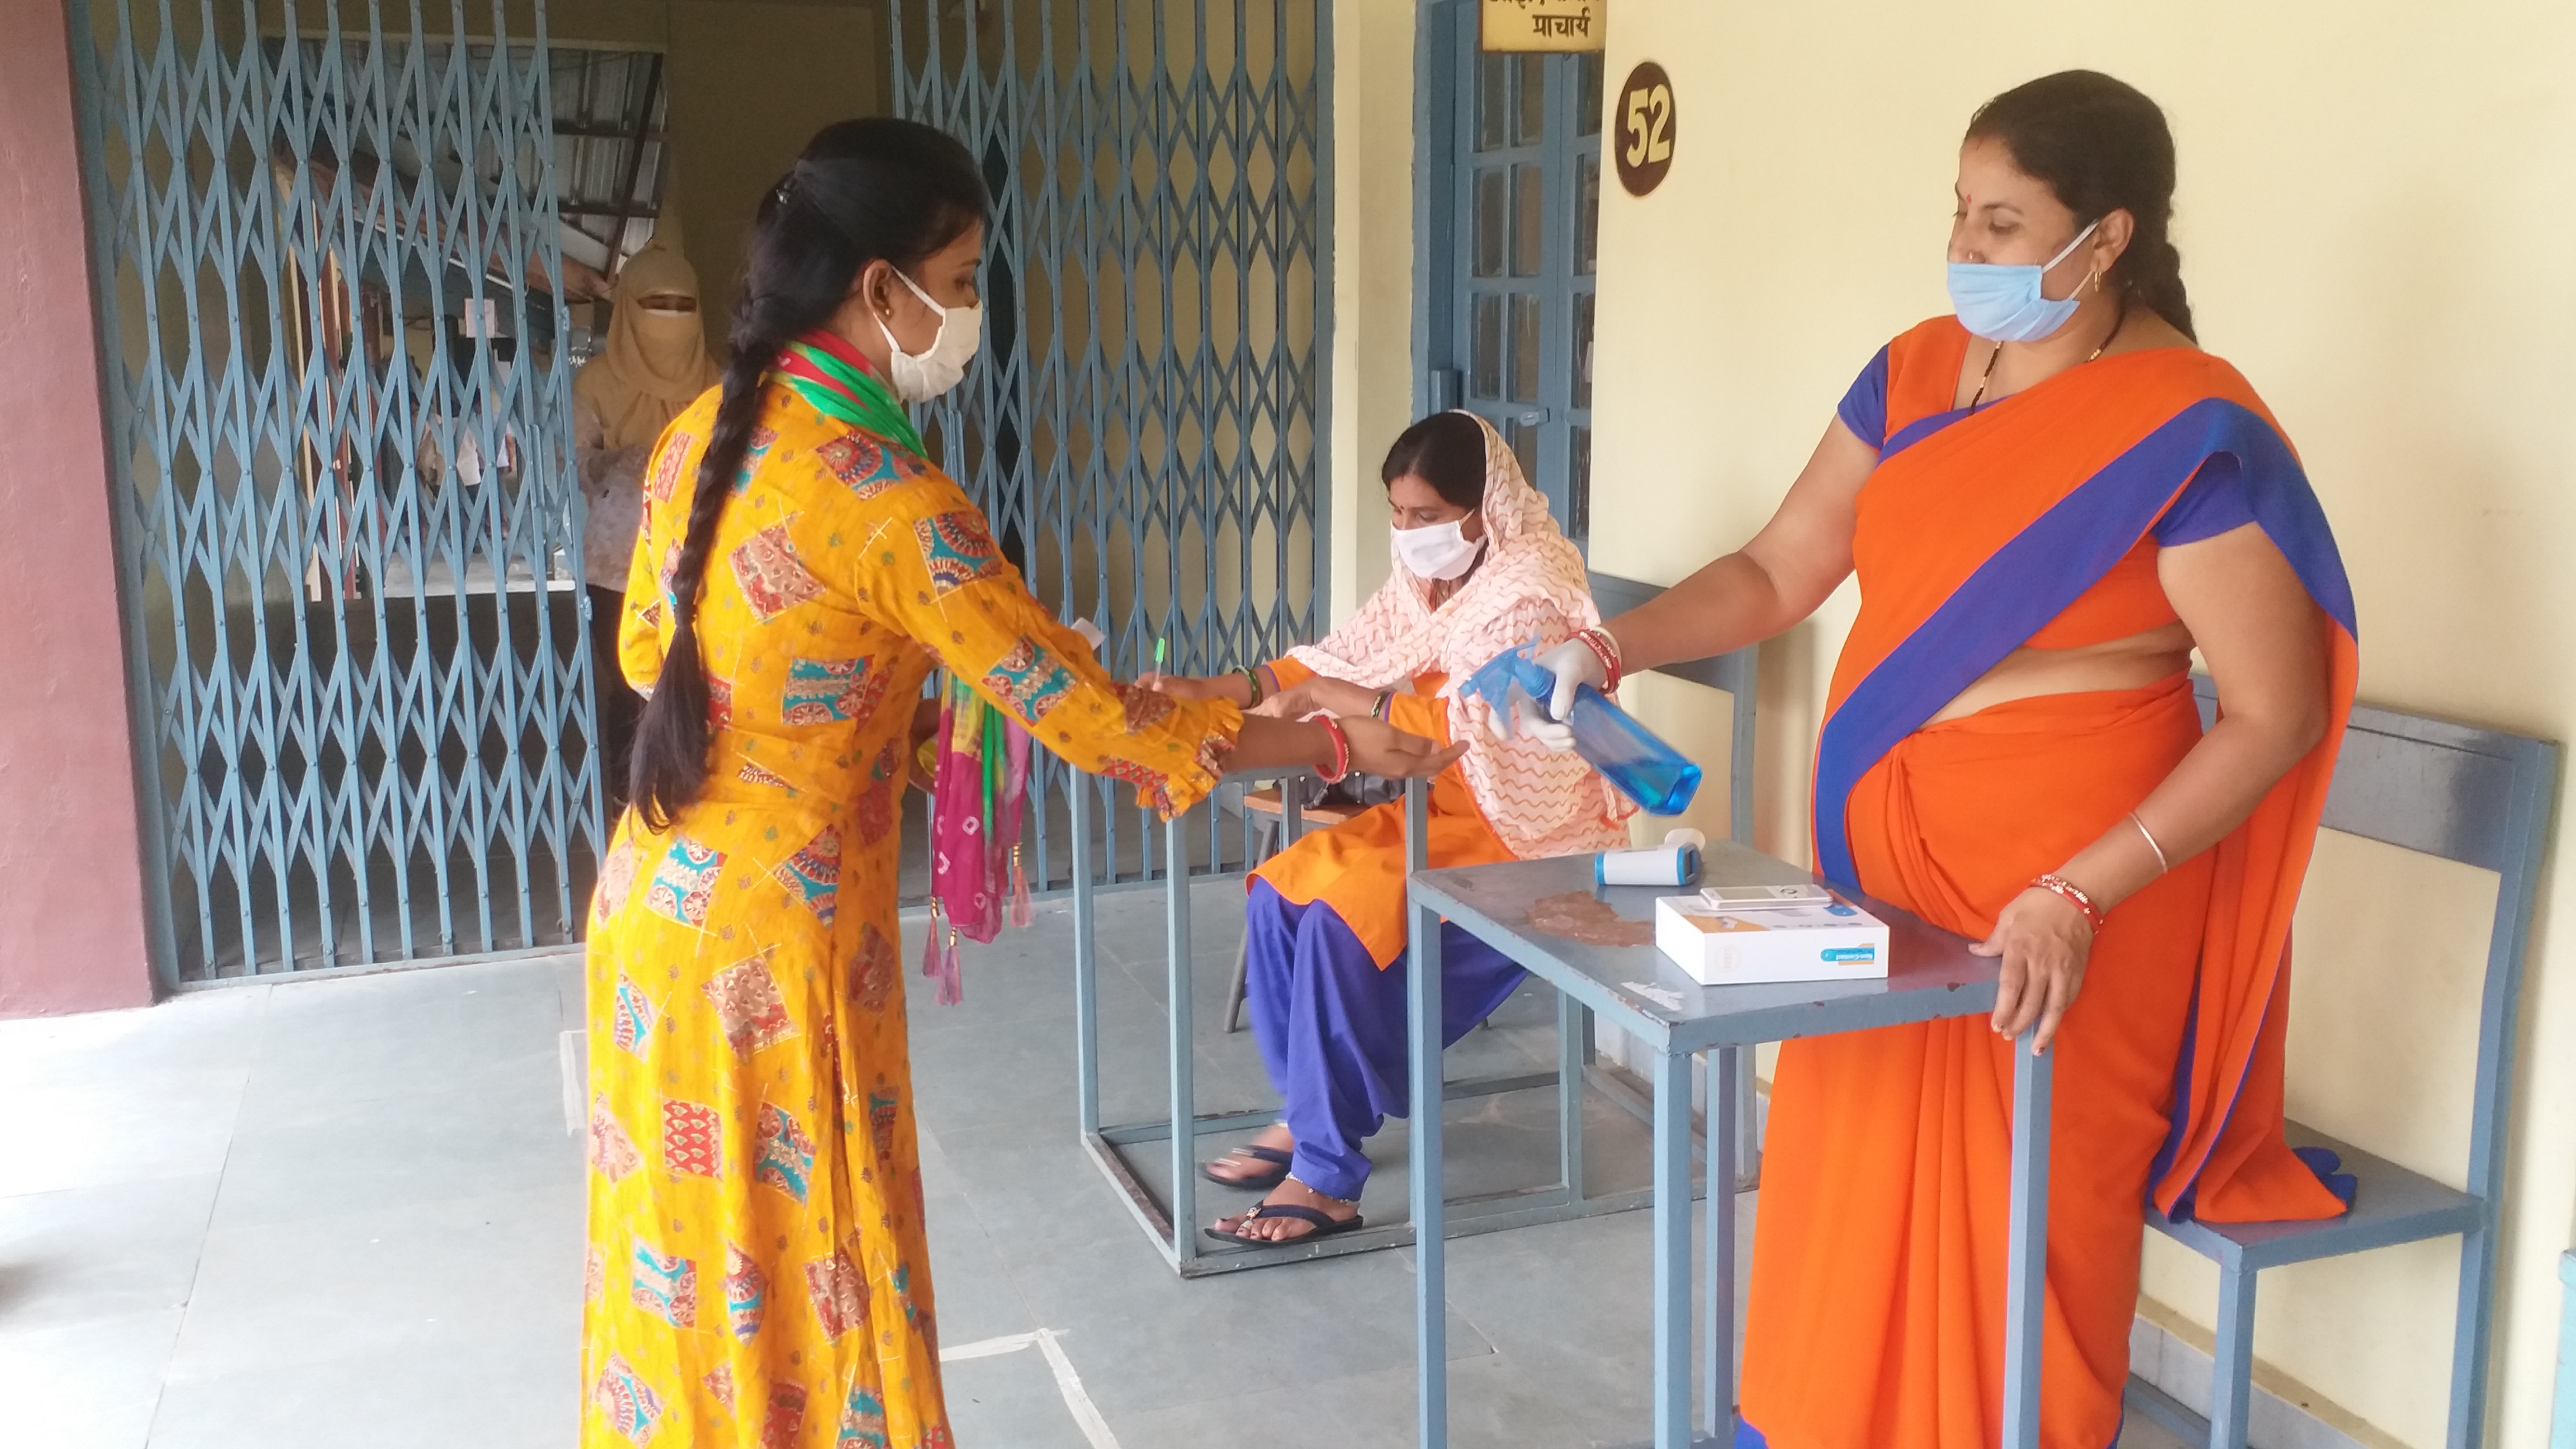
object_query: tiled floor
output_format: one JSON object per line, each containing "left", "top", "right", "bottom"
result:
{"left": 0, "top": 880, "right": 2192, "bottom": 1449}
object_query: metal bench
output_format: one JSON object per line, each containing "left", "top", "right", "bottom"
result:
{"left": 1216, "top": 784, "right": 1361, "bottom": 1033}
{"left": 2125, "top": 680, "right": 2559, "bottom": 1449}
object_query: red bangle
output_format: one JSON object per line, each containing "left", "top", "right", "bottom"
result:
{"left": 1575, "top": 628, "right": 1623, "bottom": 694}
{"left": 2032, "top": 873, "right": 2106, "bottom": 932}
{"left": 1317, "top": 714, "right": 1352, "bottom": 783}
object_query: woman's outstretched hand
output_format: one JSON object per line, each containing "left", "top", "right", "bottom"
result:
{"left": 1973, "top": 886, "right": 2095, "bottom": 1055}
{"left": 1139, "top": 672, "right": 1219, "bottom": 700}
{"left": 1340, "top": 717, "right": 1466, "bottom": 779}
{"left": 1251, "top": 675, "right": 1377, "bottom": 720}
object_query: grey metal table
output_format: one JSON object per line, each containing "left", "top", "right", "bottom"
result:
{"left": 1067, "top": 631, "right": 1768, "bottom": 1278}
{"left": 1067, "top": 771, "right": 1671, "bottom": 1276}
{"left": 1405, "top": 802, "right": 2055, "bottom": 1449}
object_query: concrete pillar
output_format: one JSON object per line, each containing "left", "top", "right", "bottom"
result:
{"left": 0, "top": 0, "right": 158, "bottom": 1015}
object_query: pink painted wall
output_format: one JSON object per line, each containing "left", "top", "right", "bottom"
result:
{"left": 0, "top": 1, "right": 158, "bottom": 1015}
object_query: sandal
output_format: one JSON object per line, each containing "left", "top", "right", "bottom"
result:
{"left": 1202, "top": 1201, "right": 1365, "bottom": 1245}
{"left": 1200, "top": 1143, "right": 1293, "bottom": 1190}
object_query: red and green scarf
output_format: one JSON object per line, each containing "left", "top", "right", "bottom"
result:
{"left": 770, "top": 329, "right": 926, "bottom": 458}
{"left": 772, "top": 332, "right": 1033, "bottom": 1000}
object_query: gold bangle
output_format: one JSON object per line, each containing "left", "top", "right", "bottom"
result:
{"left": 2129, "top": 811, "right": 2171, "bottom": 875}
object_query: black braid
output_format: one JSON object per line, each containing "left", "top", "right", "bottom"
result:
{"left": 2124, "top": 237, "right": 2196, "bottom": 343}
{"left": 624, "top": 117, "right": 989, "bottom": 828}
{"left": 1967, "top": 70, "right": 2199, "bottom": 342}
{"left": 626, "top": 340, "right": 777, "bottom": 827}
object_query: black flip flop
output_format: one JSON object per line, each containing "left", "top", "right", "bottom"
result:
{"left": 1202, "top": 1201, "right": 1365, "bottom": 1245}
{"left": 1200, "top": 1143, "right": 1292, "bottom": 1190}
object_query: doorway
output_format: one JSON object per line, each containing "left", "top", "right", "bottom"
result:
{"left": 1417, "top": 2, "right": 1604, "bottom": 546}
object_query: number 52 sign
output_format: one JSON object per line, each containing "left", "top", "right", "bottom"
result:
{"left": 1614, "top": 61, "right": 1676, "bottom": 196}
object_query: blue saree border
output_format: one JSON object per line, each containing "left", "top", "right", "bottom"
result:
{"left": 1811, "top": 397, "right": 2356, "bottom": 891}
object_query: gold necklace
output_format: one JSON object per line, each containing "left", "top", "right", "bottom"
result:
{"left": 1968, "top": 292, "right": 2128, "bottom": 411}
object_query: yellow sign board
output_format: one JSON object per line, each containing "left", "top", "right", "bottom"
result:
{"left": 1480, "top": 0, "right": 1603, "bottom": 53}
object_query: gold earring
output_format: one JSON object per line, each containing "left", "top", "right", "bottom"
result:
{"left": 2090, "top": 270, "right": 2103, "bottom": 295}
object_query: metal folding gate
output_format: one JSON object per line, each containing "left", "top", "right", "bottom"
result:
{"left": 68, "top": 1, "right": 603, "bottom": 984}
{"left": 889, "top": 0, "right": 1334, "bottom": 888}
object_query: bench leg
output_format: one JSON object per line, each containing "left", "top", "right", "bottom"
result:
{"left": 2451, "top": 1223, "right": 2496, "bottom": 1449}
{"left": 1223, "top": 938, "right": 1252, "bottom": 1034}
{"left": 2209, "top": 1262, "right": 2256, "bottom": 1449}
{"left": 1223, "top": 816, "right": 1280, "bottom": 1034}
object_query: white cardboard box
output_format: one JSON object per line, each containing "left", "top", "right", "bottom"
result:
{"left": 1654, "top": 893, "right": 1892, "bottom": 986}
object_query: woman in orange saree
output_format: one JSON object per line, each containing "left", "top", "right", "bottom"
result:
{"left": 1528, "top": 73, "right": 2357, "bottom": 1447}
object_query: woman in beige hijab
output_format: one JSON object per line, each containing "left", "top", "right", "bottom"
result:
{"left": 576, "top": 241, "right": 720, "bottom": 802}
{"left": 573, "top": 240, "right": 720, "bottom": 451}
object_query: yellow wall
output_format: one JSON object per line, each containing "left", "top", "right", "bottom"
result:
{"left": 1571, "top": 1, "right": 2576, "bottom": 1444}
{"left": 662, "top": 2, "right": 888, "bottom": 354}
{"left": 1324, "top": 0, "right": 1415, "bottom": 623}
{"left": 547, "top": 1, "right": 888, "bottom": 357}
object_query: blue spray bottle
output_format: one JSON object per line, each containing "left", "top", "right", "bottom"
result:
{"left": 1460, "top": 638, "right": 1703, "bottom": 816}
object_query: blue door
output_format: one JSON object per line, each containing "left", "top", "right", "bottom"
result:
{"left": 1419, "top": 4, "right": 1604, "bottom": 544}
{"left": 888, "top": 0, "right": 1335, "bottom": 889}
{"left": 69, "top": 2, "right": 605, "bottom": 981}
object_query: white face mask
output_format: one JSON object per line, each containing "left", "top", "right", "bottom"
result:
{"left": 1393, "top": 515, "right": 1484, "bottom": 580}
{"left": 877, "top": 267, "right": 983, "bottom": 404}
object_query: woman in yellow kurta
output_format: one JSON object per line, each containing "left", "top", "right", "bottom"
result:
{"left": 580, "top": 119, "right": 1457, "bottom": 1448}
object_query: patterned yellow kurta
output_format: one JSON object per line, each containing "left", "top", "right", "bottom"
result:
{"left": 581, "top": 380, "right": 1239, "bottom": 1449}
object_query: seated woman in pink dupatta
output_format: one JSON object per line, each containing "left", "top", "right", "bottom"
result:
{"left": 1149, "top": 410, "right": 1628, "bottom": 1243}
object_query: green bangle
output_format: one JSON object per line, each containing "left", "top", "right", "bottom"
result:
{"left": 1236, "top": 666, "right": 1265, "bottom": 705}
{"left": 1372, "top": 690, "right": 1393, "bottom": 720}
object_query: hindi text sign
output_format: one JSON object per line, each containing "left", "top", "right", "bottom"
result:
{"left": 1480, "top": 0, "right": 1603, "bottom": 53}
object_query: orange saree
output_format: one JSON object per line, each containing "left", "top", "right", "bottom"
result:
{"left": 1737, "top": 319, "right": 2359, "bottom": 1449}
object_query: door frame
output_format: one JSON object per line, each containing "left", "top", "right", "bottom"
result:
{"left": 1411, "top": 0, "right": 1467, "bottom": 424}
{"left": 1409, "top": 0, "right": 1600, "bottom": 543}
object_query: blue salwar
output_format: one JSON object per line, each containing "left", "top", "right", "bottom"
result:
{"left": 1242, "top": 879, "right": 1528, "bottom": 1201}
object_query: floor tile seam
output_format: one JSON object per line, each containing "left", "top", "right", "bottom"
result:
{"left": 0, "top": 1303, "right": 191, "bottom": 1348}
{"left": 1068, "top": 1337, "right": 1505, "bottom": 1428}
{"left": 143, "top": 1007, "right": 254, "bottom": 1449}
{"left": 0, "top": 1166, "right": 236, "bottom": 1209}
{"left": 227, "top": 1063, "right": 573, "bottom": 1126}
{"left": 255, "top": 981, "right": 565, "bottom": 1008}
{"left": 555, "top": 961, "right": 588, "bottom": 1036}
{"left": 935, "top": 1147, "right": 1058, "bottom": 1334}
{"left": 197, "top": 1180, "right": 588, "bottom": 1249}
{"left": 1092, "top": 933, "right": 1251, "bottom": 972}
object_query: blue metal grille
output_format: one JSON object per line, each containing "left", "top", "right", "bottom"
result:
{"left": 889, "top": 0, "right": 1334, "bottom": 886}
{"left": 1441, "top": 22, "right": 1599, "bottom": 543}
{"left": 68, "top": 1, "right": 603, "bottom": 982}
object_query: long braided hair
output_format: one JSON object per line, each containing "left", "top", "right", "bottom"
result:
{"left": 627, "top": 118, "right": 989, "bottom": 828}
{"left": 1967, "top": 71, "right": 2198, "bottom": 342}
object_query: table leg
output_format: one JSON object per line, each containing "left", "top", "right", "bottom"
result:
{"left": 1558, "top": 991, "right": 1585, "bottom": 1204}
{"left": 1072, "top": 772, "right": 1098, "bottom": 1137}
{"left": 1735, "top": 1049, "right": 1761, "bottom": 1191}
{"left": 1168, "top": 809, "right": 1197, "bottom": 1265}
{"left": 1704, "top": 1045, "right": 1740, "bottom": 1443}
{"left": 1407, "top": 781, "right": 1447, "bottom": 1449}
{"left": 1654, "top": 1046, "right": 1692, "bottom": 1449}
{"left": 2000, "top": 1034, "right": 2054, "bottom": 1449}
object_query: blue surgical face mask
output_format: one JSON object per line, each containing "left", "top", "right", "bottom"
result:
{"left": 1946, "top": 219, "right": 2100, "bottom": 343}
